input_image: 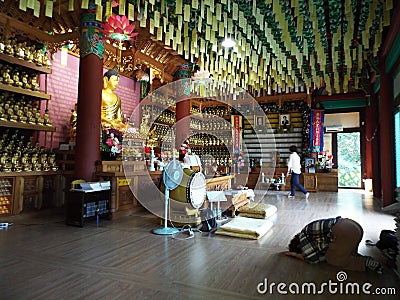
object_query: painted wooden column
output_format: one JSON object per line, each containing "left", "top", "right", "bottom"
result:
{"left": 367, "top": 91, "right": 381, "bottom": 198}
{"left": 174, "top": 64, "right": 192, "bottom": 149}
{"left": 75, "top": 3, "right": 104, "bottom": 181}
{"left": 379, "top": 59, "right": 394, "bottom": 206}
{"left": 377, "top": 0, "right": 400, "bottom": 205}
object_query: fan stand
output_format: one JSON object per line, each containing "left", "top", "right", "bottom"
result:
{"left": 153, "top": 159, "right": 182, "bottom": 235}
{"left": 152, "top": 188, "right": 180, "bottom": 235}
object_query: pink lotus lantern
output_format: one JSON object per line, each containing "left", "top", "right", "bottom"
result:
{"left": 103, "top": 15, "right": 139, "bottom": 69}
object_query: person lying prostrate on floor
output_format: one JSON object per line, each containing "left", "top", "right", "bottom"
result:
{"left": 285, "top": 216, "right": 383, "bottom": 274}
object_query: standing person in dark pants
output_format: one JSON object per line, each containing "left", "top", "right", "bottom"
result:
{"left": 287, "top": 145, "right": 309, "bottom": 199}
{"left": 285, "top": 216, "right": 383, "bottom": 273}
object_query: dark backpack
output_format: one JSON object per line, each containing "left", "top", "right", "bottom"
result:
{"left": 199, "top": 208, "right": 217, "bottom": 232}
{"left": 376, "top": 230, "right": 398, "bottom": 260}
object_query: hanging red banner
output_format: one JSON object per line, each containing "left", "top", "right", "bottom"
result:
{"left": 310, "top": 109, "right": 324, "bottom": 152}
{"left": 231, "top": 115, "right": 242, "bottom": 155}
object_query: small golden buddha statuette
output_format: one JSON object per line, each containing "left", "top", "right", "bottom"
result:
{"left": 0, "top": 154, "right": 12, "bottom": 172}
{"left": 12, "top": 70, "right": 23, "bottom": 88}
{"left": 29, "top": 74, "right": 40, "bottom": 91}
{"left": 43, "top": 110, "right": 52, "bottom": 126}
{"left": 33, "top": 49, "right": 43, "bottom": 65}
{"left": 40, "top": 154, "right": 50, "bottom": 171}
{"left": 7, "top": 105, "right": 18, "bottom": 122}
{"left": 16, "top": 42, "right": 26, "bottom": 60}
{"left": 11, "top": 153, "right": 22, "bottom": 172}
{"left": 21, "top": 153, "right": 32, "bottom": 172}
{"left": 3, "top": 67, "right": 14, "bottom": 85}
{"left": 16, "top": 106, "right": 27, "bottom": 123}
{"left": 48, "top": 153, "right": 58, "bottom": 171}
{"left": 21, "top": 72, "right": 31, "bottom": 89}
{"left": 25, "top": 45, "right": 35, "bottom": 62}
{"left": 4, "top": 39, "right": 14, "bottom": 56}
{"left": 35, "top": 111, "right": 44, "bottom": 126}
{"left": 0, "top": 35, "right": 5, "bottom": 53}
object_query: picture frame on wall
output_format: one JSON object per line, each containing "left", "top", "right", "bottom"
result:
{"left": 280, "top": 113, "right": 291, "bottom": 131}
{"left": 305, "top": 157, "right": 316, "bottom": 173}
{"left": 254, "top": 115, "right": 265, "bottom": 127}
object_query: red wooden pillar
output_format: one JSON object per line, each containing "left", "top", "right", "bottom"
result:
{"left": 377, "top": 0, "right": 400, "bottom": 205}
{"left": 174, "top": 64, "right": 192, "bottom": 149}
{"left": 364, "top": 95, "right": 373, "bottom": 179}
{"left": 368, "top": 92, "right": 381, "bottom": 198}
{"left": 379, "top": 59, "right": 394, "bottom": 206}
{"left": 74, "top": 5, "right": 104, "bottom": 181}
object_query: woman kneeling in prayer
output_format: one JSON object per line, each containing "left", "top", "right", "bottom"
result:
{"left": 285, "top": 216, "right": 383, "bottom": 274}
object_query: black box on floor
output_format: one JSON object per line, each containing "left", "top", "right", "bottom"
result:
{"left": 65, "top": 188, "right": 111, "bottom": 227}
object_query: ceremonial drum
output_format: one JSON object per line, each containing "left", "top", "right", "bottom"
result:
{"left": 161, "top": 168, "right": 206, "bottom": 209}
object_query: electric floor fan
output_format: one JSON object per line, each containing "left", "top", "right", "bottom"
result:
{"left": 152, "top": 159, "right": 183, "bottom": 235}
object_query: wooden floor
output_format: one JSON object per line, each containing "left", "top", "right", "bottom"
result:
{"left": 0, "top": 189, "right": 399, "bottom": 300}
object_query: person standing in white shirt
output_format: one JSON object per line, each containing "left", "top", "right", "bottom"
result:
{"left": 287, "top": 145, "right": 309, "bottom": 199}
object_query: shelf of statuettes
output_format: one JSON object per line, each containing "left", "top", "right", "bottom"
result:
{"left": 0, "top": 59, "right": 50, "bottom": 99}
{"left": 0, "top": 130, "right": 58, "bottom": 173}
{"left": 189, "top": 118, "right": 231, "bottom": 131}
{"left": 147, "top": 92, "right": 176, "bottom": 110}
{"left": 0, "top": 36, "right": 51, "bottom": 73}
{"left": 144, "top": 105, "right": 175, "bottom": 125}
{"left": 190, "top": 132, "right": 232, "bottom": 147}
{"left": 0, "top": 95, "right": 54, "bottom": 130}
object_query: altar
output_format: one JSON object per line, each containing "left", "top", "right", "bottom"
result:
{"left": 96, "top": 161, "right": 148, "bottom": 218}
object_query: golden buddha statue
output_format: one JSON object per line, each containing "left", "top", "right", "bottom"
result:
{"left": 43, "top": 109, "right": 52, "bottom": 126}
{"left": 16, "top": 105, "right": 27, "bottom": 123}
{"left": 40, "top": 154, "right": 50, "bottom": 171}
{"left": 0, "top": 35, "right": 5, "bottom": 53}
{"left": 0, "top": 153, "right": 11, "bottom": 172}
{"left": 16, "top": 42, "right": 26, "bottom": 59}
{"left": 11, "top": 153, "right": 22, "bottom": 172}
{"left": 25, "top": 45, "right": 35, "bottom": 62}
{"left": 25, "top": 106, "right": 35, "bottom": 124}
{"left": 101, "top": 69, "right": 126, "bottom": 132}
{"left": 4, "top": 39, "right": 14, "bottom": 56}
{"left": 69, "top": 104, "right": 77, "bottom": 142}
{"left": 48, "top": 153, "right": 58, "bottom": 171}
{"left": 31, "top": 153, "right": 42, "bottom": 171}
{"left": 29, "top": 74, "right": 40, "bottom": 91}
{"left": 30, "top": 106, "right": 43, "bottom": 125}
{"left": 35, "top": 111, "right": 44, "bottom": 125}
{"left": 7, "top": 105, "right": 18, "bottom": 122}
{"left": 33, "top": 49, "right": 43, "bottom": 65}
{"left": 0, "top": 105, "right": 5, "bottom": 121}
{"left": 21, "top": 72, "right": 31, "bottom": 89}
{"left": 41, "top": 53, "right": 51, "bottom": 67}
{"left": 21, "top": 153, "right": 32, "bottom": 172}
{"left": 12, "top": 70, "right": 22, "bottom": 88}
{"left": 3, "top": 67, "right": 14, "bottom": 85}
{"left": 139, "top": 114, "right": 150, "bottom": 136}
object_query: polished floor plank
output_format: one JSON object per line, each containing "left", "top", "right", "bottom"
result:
{"left": 0, "top": 189, "right": 399, "bottom": 299}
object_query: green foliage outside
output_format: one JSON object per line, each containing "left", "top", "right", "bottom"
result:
{"left": 337, "top": 132, "right": 361, "bottom": 188}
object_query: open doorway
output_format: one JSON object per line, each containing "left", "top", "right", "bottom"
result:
{"left": 337, "top": 132, "right": 361, "bottom": 188}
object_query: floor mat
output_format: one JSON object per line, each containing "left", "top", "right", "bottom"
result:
{"left": 215, "top": 216, "right": 273, "bottom": 240}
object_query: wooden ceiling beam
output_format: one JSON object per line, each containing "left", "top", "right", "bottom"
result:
{"left": 0, "top": 13, "right": 51, "bottom": 41}
{"left": 134, "top": 51, "right": 165, "bottom": 71}
{"left": 51, "top": 31, "right": 80, "bottom": 44}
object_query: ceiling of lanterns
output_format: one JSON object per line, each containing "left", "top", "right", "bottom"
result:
{"left": 0, "top": 0, "right": 395, "bottom": 95}
{"left": 0, "top": 0, "right": 186, "bottom": 82}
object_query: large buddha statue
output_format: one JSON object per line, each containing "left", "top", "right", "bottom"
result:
{"left": 101, "top": 69, "right": 126, "bottom": 132}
